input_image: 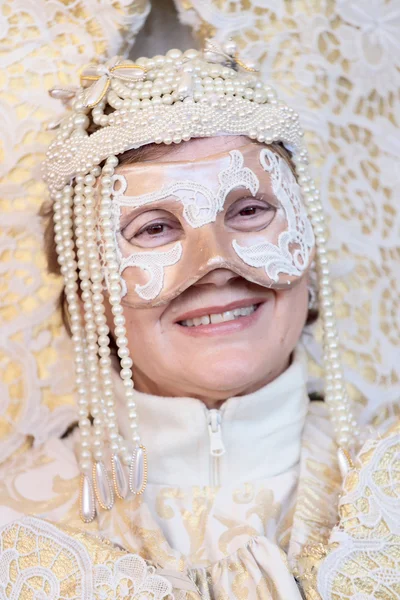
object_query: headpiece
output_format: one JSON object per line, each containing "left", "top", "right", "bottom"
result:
{"left": 43, "top": 40, "right": 360, "bottom": 523}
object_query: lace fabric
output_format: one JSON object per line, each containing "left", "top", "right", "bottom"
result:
{"left": 120, "top": 243, "right": 183, "bottom": 301}
{"left": 0, "top": 400, "right": 339, "bottom": 600}
{"left": 109, "top": 148, "right": 259, "bottom": 230}
{"left": 316, "top": 426, "right": 400, "bottom": 599}
{"left": 0, "top": 517, "right": 174, "bottom": 600}
{"left": 110, "top": 149, "right": 258, "bottom": 227}
{"left": 232, "top": 148, "right": 314, "bottom": 282}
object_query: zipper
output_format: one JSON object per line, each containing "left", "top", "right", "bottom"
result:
{"left": 207, "top": 409, "right": 226, "bottom": 486}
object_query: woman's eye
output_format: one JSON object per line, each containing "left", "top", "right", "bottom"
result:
{"left": 226, "top": 197, "right": 276, "bottom": 231}
{"left": 140, "top": 223, "right": 170, "bottom": 237}
{"left": 121, "top": 211, "right": 183, "bottom": 248}
{"left": 239, "top": 206, "right": 259, "bottom": 216}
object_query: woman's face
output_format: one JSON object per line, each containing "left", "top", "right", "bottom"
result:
{"left": 105, "top": 136, "right": 310, "bottom": 404}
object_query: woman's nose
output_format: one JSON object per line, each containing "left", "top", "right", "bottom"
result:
{"left": 195, "top": 268, "right": 239, "bottom": 288}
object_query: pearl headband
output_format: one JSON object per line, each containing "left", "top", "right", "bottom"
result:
{"left": 45, "top": 40, "right": 360, "bottom": 522}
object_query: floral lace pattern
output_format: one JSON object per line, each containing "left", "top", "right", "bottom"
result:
{"left": 233, "top": 148, "right": 314, "bottom": 282}
{"left": 0, "top": 402, "right": 339, "bottom": 599}
{"left": 119, "top": 243, "right": 183, "bottom": 301}
{"left": 0, "top": 517, "right": 173, "bottom": 600}
{"left": 316, "top": 426, "right": 400, "bottom": 599}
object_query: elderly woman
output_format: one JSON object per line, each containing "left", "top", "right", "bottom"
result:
{"left": 0, "top": 42, "right": 397, "bottom": 600}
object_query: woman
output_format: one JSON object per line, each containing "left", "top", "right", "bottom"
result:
{"left": 0, "top": 41, "right": 398, "bottom": 600}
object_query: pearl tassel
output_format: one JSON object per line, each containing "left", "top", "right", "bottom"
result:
{"left": 294, "top": 155, "right": 360, "bottom": 452}
{"left": 56, "top": 160, "right": 147, "bottom": 522}
{"left": 54, "top": 184, "right": 96, "bottom": 522}
{"left": 82, "top": 168, "right": 129, "bottom": 501}
{"left": 72, "top": 178, "right": 113, "bottom": 512}
{"left": 77, "top": 175, "right": 117, "bottom": 510}
{"left": 99, "top": 156, "right": 147, "bottom": 494}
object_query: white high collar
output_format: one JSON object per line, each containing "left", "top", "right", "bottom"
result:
{"left": 114, "top": 348, "right": 309, "bottom": 487}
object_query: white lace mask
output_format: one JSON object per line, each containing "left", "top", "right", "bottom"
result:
{"left": 101, "top": 143, "right": 315, "bottom": 306}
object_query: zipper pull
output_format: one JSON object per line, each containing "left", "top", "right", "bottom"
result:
{"left": 207, "top": 409, "right": 226, "bottom": 457}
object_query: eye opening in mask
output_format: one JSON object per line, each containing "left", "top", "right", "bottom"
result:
{"left": 119, "top": 190, "right": 278, "bottom": 249}
{"left": 121, "top": 208, "right": 184, "bottom": 248}
{"left": 224, "top": 194, "right": 277, "bottom": 232}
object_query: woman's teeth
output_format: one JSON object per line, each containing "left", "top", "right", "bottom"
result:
{"left": 180, "top": 304, "right": 258, "bottom": 327}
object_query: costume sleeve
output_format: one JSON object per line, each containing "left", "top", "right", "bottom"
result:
{"left": 0, "top": 0, "right": 150, "bottom": 464}
{"left": 0, "top": 516, "right": 184, "bottom": 600}
{"left": 296, "top": 420, "right": 400, "bottom": 599}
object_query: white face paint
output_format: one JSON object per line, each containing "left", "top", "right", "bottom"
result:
{"left": 232, "top": 148, "right": 315, "bottom": 282}
{"left": 98, "top": 143, "right": 315, "bottom": 306}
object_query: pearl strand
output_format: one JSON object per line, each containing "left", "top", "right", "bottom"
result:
{"left": 84, "top": 169, "right": 120, "bottom": 451}
{"left": 82, "top": 167, "right": 130, "bottom": 500}
{"left": 74, "top": 177, "right": 115, "bottom": 511}
{"left": 295, "top": 156, "right": 359, "bottom": 451}
{"left": 99, "top": 156, "right": 147, "bottom": 495}
{"left": 54, "top": 184, "right": 96, "bottom": 522}
{"left": 74, "top": 178, "right": 105, "bottom": 461}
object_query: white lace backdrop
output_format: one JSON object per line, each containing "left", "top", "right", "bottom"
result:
{"left": 0, "top": 0, "right": 399, "bottom": 462}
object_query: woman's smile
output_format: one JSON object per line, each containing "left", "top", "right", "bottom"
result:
{"left": 173, "top": 297, "right": 267, "bottom": 337}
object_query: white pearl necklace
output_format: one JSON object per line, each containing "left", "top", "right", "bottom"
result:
{"left": 47, "top": 45, "right": 360, "bottom": 522}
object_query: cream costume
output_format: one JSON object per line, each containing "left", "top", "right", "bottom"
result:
{"left": 1, "top": 351, "right": 341, "bottom": 599}
{"left": 1, "top": 40, "right": 400, "bottom": 600}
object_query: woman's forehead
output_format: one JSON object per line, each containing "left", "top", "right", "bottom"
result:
{"left": 114, "top": 142, "right": 270, "bottom": 196}
{"left": 114, "top": 139, "right": 269, "bottom": 196}
{"left": 117, "top": 135, "right": 257, "bottom": 171}
{"left": 154, "top": 135, "right": 253, "bottom": 162}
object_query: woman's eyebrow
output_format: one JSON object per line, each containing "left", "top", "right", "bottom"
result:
{"left": 118, "top": 200, "right": 181, "bottom": 229}
{"left": 224, "top": 186, "right": 279, "bottom": 206}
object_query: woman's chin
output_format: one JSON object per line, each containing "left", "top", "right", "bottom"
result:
{"left": 184, "top": 359, "right": 270, "bottom": 400}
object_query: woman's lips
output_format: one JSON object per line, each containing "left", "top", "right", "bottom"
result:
{"left": 175, "top": 300, "right": 266, "bottom": 337}
{"left": 174, "top": 297, "right": 268, "bottom": 323}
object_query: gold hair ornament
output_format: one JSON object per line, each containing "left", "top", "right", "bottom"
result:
{"left": 203, "top": 38, "right": 260, "bottom": 73}
{"left": 80, "top": 57, "right": 147, "bottom": 108}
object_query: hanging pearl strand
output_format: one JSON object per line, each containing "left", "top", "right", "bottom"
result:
{"left": 98, "top": 155, "right": 148, "bottom": 496}
{"left": 73, "top": 175, "right": 116, "bottom": 512}
{"left": 53, "top": 184, "right": 96, "bottom": 522}
{"left": 294, "top": 152, "right": 360, "bottom": 452}
{"left": 81, "top": 167, "right": 130, "bottom": 501}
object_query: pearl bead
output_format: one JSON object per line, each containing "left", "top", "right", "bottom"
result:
{"left": 167, "top": 48, "right": 183, "bottom": 59}
{"left": 80, "top": 460, "right": 91, "bottom": 472}
{"left": 93, "top": 450, "right": 103, "bottom": 462}
{"left": 120, "top": 357, "right": 132, "bottom": 369}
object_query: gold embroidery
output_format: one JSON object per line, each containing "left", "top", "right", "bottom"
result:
{"left": 181, "top": 487, "right": 218, "bottom": 565}
{"left": 156, "top": 487, "right": 185, "bottom": 520}
{"left": 302, "top": 425, "right": 400, "bottom": 599}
